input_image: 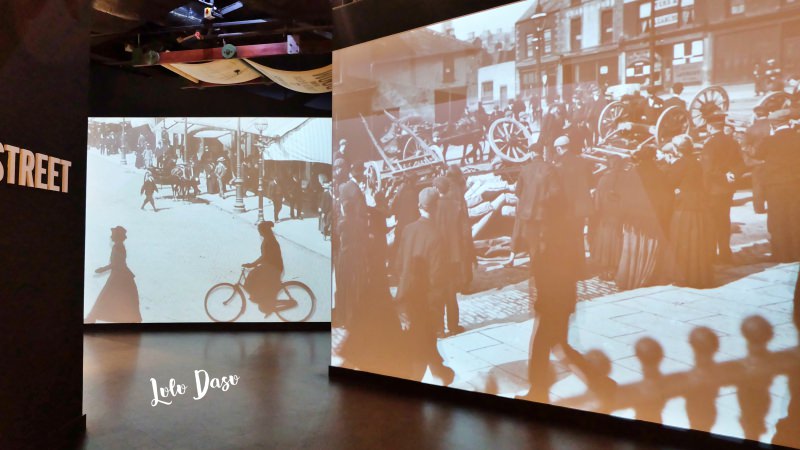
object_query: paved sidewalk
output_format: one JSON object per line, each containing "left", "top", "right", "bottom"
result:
{"left": 435, "top": 262, "right": 798, "bottom": 442}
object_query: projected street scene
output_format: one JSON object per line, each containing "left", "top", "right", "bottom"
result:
{"left": 330, "top": 1, "right": 800, "bottom": 446}
{"left": 85, "top": 117, "right": 332, "bottom": 323}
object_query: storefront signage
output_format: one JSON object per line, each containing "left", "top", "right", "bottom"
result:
{"left": 565, "top": 0, "right": 614, "bottom": 18}
{"left": 655, "top": 0, "right": 679, "bottom": 10}
{"left": 0, "top": 142, "right": 71, "bottom": 193}
{"left": 673, "top": 62, "right": 703, "bottom": 84}
{"left": 655, "top": 12, "right": 679, "bottom": 27}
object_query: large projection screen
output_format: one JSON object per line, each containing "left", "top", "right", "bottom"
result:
{"left": 85, "top": 117, "right": 332, "bottom": 323}
{"left": 330, "top": 1, "right": 800, "bottom": 446}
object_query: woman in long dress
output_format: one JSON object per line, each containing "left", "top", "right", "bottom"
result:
{"left": 590, "top": 156, "right": 625, "bottom": 280}
{"left": 243, "top": 221, "right": 284, "bottom": 316}
{"left": 86, "top": 226, "right": 142, "bottom": 323}
{"left": 665, "top": 135, "right": 715, "bottom": 288}
{"left": 615, "top": 147, "right": 672, "bottom": 290}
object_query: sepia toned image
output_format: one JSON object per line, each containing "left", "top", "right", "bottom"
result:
{"left": 330, "top": 0, "right": 800, "bottom": 446}
{"left": 84, "top": 117, "right": 332, "bottom": 323}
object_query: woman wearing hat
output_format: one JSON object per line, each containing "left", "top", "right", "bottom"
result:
{"left": 665, "top": 135, "right": 715, "bottom": 288}
{"left": 85, "top": 226, "right": 142, "bottom": 323}
{"left": 243, "top": 221, "right": 284, "bottom": 315}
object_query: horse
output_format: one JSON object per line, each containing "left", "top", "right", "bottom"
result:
{"left": 170, "top": 163, "right": 199, "bottom": 200}
{"left": 439, "top": 113, "right": 486, "bottom": 165}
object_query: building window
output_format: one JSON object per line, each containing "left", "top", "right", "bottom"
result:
{"left": 601, "top": 9, "right": 613, "bottom": 45}
{"left": 443, "top": 55, "right": 455, "bottom": 83}
{"left": 526, "top": 33, "right": 535, "bottom": 58}
{"left": 729, "top": 0, "right": 745, "bottom": 15}
{"left": 543, "top": 29, "right": 552, "bottom": 54}
{"left": 522, "top": 71, "right": 537, "bottom": 90}
{"left": 570, "top": 17, "right": 582, "bottom": 51}
{"left": 481, "top": 81, "right": 494, "bottom": 102}
{"left": 639, "top": 1, "right": 652, "bottom": 34}
{"left": 673, "top": 39, "right": 703, "bottom": 66}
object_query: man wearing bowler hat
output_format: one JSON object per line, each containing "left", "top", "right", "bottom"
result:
{"left": 755, "top": 109, "right": 800, "bottom": 261}
{"left": 701, "top": 112, "right": 744, "bottom": 263}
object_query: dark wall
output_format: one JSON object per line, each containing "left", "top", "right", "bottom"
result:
{"left": 0, "top": 1, "right": 89, "bottom": 447}
{"left": 90, "top": 63, "right": 332, "bottom": 117}
{"left": 333, "top": 0, "right": 520, "bottom": 49}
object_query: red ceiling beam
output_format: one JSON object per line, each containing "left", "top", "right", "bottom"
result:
{"left": 136, "top": 40, "right": 331, "bottom": 67}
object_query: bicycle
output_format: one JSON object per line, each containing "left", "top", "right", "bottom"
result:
{"left": 204, "top": 266, "right": 316, "bottom": 322}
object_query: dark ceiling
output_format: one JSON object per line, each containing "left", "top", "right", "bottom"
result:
{"left": 91, "top": 0, "right": 333, "bottom": 110}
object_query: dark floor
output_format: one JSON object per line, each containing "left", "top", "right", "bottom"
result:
{"left": 81, "top": 331, "right": 739, "bottom": 450}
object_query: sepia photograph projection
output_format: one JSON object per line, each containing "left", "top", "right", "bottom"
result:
{"left": 330, "top": 0, "right": 800, "bottom": 446}
{"left": 85, "top": 117, "right": 332, "bottom": 323}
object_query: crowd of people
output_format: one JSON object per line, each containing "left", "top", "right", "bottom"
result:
{"left": 89, "top": 123, "right": 334, "bottom": 238}
{"left": 332, "top": 83, "right": 800, "bottom": 395}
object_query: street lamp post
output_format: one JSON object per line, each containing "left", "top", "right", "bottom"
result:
{"left": 254, "top": 121, "right": 269, "bottom": 223}
{"left": 233, "top": 117, "right": 246, "bottom": 213}
{"left": 531, "top": 5, "right": 547, "bottom": 121}
{"left": 120, "top": 118, "right": 127, "bottom": 165}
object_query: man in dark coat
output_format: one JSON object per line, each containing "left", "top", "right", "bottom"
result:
{"left": 432, "top": 176, "right": 474, "bottom": 335}
{"left": 514, "top": 146, "right": 585, "bottom": 402}
{"left": 744, "top": 106, "right": 772, "bottom": 214}
{"left": 701, "top": 113, "right": 745, "bottom": 263}
{"left": 390, "top": 174, "right": 420, "bottom": 248}
{"left": 554, "top": 135, "right": 594, "bottom": 279}
{"left": 267, "top": 177, "right": 283, "bottom": 223}
{"left": 663, "top": 82, "right": 687, "bottom": 111}
{"left": 140, "top": 171, "right": 158, "bottom": 212}
{"left": 394, "top": 187, "right": 454, "bottom": 385}
{"left": 287, "top": 175, "right": 304, "bottom": 219}
{"left": 755, "top": 110, "right": 800, "bottom": 262}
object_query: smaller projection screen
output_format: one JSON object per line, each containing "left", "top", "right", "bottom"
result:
{"left": 85, "top": 117, "right": 332, "bottom": 323}
{"left": 330, "top": 0, "right": 800, "bottom": 447}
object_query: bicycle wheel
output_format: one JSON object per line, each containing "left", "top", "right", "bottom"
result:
{"left": 204, "top": 283, "right": 246, "bottom": 322}
{"left": 275, "top": 281, "right": 316, "bottom": 322}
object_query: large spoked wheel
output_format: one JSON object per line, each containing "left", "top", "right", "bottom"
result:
{"left": 364, "top": 163, "right": 382, "bottom": 194}
{"left": 402, "top": 136, "right": 424, "bottom": 159}
{"left": 689, "top": 85, "right": 729, "bottom": 129}
{"left": 757, "top": 91, "right": 792, "bottom": 115}
{"left": 487, "top": 117, "right": 533, "bottom": 162}
{"left": 205, "top": 283, "right": 246, "bottom": 322}
{"left": 597, "top": 101, "right": 626, "bottom": 140}
{"left": 275, "top": 281, "right": 316, "bottom": 322}
{"left": 655, "top": 106, "right": 691, "bottom": 147}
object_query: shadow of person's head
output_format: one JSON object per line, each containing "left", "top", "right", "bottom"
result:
{"left": 110, "top": 226, "right": 127, "bottom": 244}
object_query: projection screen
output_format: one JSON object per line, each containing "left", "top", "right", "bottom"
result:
{"left": 330, "top": 1, "right": 800, "bottom": 446}
{"left": 85, "top": 117, "right": 332, "bottom": 323}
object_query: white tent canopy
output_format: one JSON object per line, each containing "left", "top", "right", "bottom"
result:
{"left": 89, "top": 117, "right": 332, "bottom": 164}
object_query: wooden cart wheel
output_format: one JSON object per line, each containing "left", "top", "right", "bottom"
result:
{"left": 597, "top": 101, "right": 626, "bottom": 140}
{"left": 655, "top": 105, "right": 691, "bottom": 147}
{"left": 487, "top": 117, "right": 533, "bottom": 162}
{"left": 364, "top": 163, "right": 381, "bottom": 194}
{"left": 401, "top": 136, "right": 423, "bottom": 159}
{"left": 689, "top": 85, "right": 729, "bottom": 129}
{"left": 756, "top": 91, "right": 792, "bottom": 115}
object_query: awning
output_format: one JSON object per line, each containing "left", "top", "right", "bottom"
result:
{"left": 261, "top": 118, "right": 331, "bottom": 164}
{"left": 192, "top": 129, "right": 232, "bottom": 139}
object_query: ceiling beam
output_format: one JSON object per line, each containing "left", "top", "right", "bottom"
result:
{"left": 134, "top": 39, "right": 331, "bottom": 66}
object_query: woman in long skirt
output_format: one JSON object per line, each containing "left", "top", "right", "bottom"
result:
{"left": 243, "top": 221, "right": 284, "bottom": 315}
{"left": 665, "top": 135, "right": 715, "bottom": 288}
{"left": 615, "top": 147, "right": 672, "bottom": 290}
{"left": 590, "top": 156, "right": 624, "bottom": 280}
{"left": 86, "top": 226, "right": 142, "bottom": 323}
